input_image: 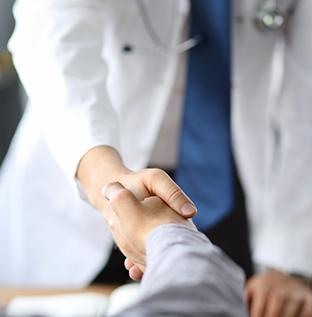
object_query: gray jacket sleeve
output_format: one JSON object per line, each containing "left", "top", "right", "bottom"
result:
{"left": 115, "top": 224, "right": 248, "bottom": 317}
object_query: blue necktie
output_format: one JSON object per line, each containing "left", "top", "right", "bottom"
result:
{"left": 175, "top": 0, "right": 233, "bottom": 230}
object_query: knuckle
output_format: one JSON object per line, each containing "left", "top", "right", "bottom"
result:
{"left": 112, "top": 188, "right": 130, "bottom": 203}
{"left": 245, "top": 282, "right": 253, "bottom": 293}
{"left": 248, "top": 276, "right": 262, "bottom": 289}
{"left": 167, "top": 186, "right": 184, "bottom": 203}
{"left": 148, "top": 168, "right": 167, "bottom": 181}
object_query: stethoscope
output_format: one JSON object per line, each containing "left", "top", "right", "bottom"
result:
{"left": 255, "top": 0, "right": 298, "bottom": 32}
{"left": 136, "top": 0, "right": 299, "bottom": 54}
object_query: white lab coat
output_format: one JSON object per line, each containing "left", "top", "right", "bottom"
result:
{"left": 0, "top": 0, "right": 311, "bottom": 287}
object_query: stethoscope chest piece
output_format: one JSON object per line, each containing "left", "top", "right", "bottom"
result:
{"left": 255, "top": 5, "right": 286, "bottom": 32}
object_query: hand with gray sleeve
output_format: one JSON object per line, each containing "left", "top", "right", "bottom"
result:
{"left": 103, "top": 183, "right": 248, "bottom": 317}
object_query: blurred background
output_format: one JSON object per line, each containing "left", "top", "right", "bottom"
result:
{"left": 0, "top": 0, "right": 24, "bottom": 166}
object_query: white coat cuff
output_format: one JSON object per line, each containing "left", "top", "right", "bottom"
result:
{"left": 254, "top": 226, "right": 312, "bottom": 276}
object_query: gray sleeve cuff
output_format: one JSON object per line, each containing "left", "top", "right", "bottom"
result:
{"left": 146, "top": 223, "right": 211, "bottom": 261}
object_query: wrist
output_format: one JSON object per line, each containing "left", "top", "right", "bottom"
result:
{"left": 76, "top": 145, "right": 131, "bottom": 209}
{"left": 289, "top": 273, "right": 312, "bottom": 290}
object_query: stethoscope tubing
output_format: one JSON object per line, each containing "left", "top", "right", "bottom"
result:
{"left": 137, "top": 0, "right": 299, "bottom": 54}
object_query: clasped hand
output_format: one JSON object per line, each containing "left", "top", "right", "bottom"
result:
{"left": 101, "top": 182, "right": 196, "bottom": 280}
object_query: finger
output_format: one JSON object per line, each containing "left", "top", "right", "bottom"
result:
{"left": 124, "top": 258, "right": 135, "bottom": 271}
{"left": 265, "top": 290, "right": 285, "bottom": 317}
{"left": 283, "top": 298, "right": 304, "bottom": 317}
{"left": 129, "top": 266, "right": 143, "bottom": 281}
{"left": 144, "top": 168, "right": 197, "bottom": 217}
{"left": 245, "top": 284, "right": 253, "bottom": 309}
{"left": 102, "top": 182, "right": 142, "bottom": 223}
{"left": 300, "top": 296, "right": 312, "bottom": 317}
{"left": 248, "top": 287, "right": 268, "bottom": 317}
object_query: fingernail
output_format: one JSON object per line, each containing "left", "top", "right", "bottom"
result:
{"left": 181, "top": 203, "right": 197, "bottom": 216}
{"left": 101, "top": 184, "right": 109, "bottom": 196}
{"left": 101, "top": 182, "right": 124, "bottom": 201}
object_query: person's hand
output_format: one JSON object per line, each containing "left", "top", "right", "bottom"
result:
{"left": 77, "top": 146, "right": 197, "bottom": 218}
{"left": 101, "top": 182, "right": 196, "bottom": 276}
{"left": 245, "top": 270, "right": 312, "bottom": 317}
{"left": 119, "top": 167, "right": 197, "bottom": 217}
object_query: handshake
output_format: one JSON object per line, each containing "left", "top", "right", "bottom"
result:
{"left": 77, "top": 146, "right": 198, "bottom": 281}
{"left": 101, "top": 181, "right": 197, "bottom": 281}
{"left": 78, "top": 147, "right": 312, "bottom": 317}
{"left": 99, "top": 182, "right": 249, "bottom": 317}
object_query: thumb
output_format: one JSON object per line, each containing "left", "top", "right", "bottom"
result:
{"left": 102, "top": 182, "right": 142, "bottom": 222}
{"left": 144, "top": 169, "right": 197, "bottom": 217}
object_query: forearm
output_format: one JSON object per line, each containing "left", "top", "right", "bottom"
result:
{"left": 118, "top": 224, "right": 248, "bottom": 317}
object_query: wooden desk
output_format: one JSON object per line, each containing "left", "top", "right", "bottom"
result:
{"left": 0, "top": 285, "right": 117, "bottom": 306}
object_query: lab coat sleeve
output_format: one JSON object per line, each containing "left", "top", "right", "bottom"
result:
{"left": 8, "top": 0, "right": 120, "bottom": 180}
{"left": 254, "top": 0, "right": 312, "bottom": 276}
{"left": 0, "top": 0, "right": 15, "bottom": 51}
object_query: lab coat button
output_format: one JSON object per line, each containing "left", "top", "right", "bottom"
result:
{"left": 122, "top": 44, "right": 134, "bottom": 53}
